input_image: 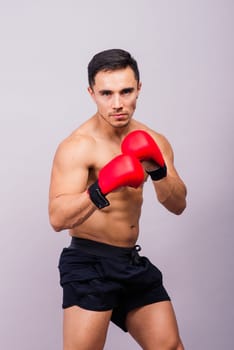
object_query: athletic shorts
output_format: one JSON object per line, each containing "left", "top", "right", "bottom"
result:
{"left": 58, "top": 237, "right": 170, "bottom": 332}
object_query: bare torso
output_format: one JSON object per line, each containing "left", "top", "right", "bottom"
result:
{"left": 69, "top": 118, "right": 147, "bottom": 246}
{"left": 71, "top": 188, "right": 143, "bottom": 246}
{"left": 49, "top": 112, "right": 186, "bottom": 247}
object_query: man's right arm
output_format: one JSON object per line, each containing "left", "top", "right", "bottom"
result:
{"left": 48, "top": 135, "right": 97, "bottom": 232}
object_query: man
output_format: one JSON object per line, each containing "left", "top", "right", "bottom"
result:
{"left": 49, "top": 49, "right": 187, "bottom": 350}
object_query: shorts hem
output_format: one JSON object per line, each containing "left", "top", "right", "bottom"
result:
{"left": 121, "top": 296, "right": 171, "bottom": 332}
{"left": 62, "top": 301, "right": 114, "bottom": 312}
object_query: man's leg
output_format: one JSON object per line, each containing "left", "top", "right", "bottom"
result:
{"left": 63, "top": 305, "right": 112, "bottom": 350}
{"left": 126, "top": 301, "right": 184, "bottom": 350}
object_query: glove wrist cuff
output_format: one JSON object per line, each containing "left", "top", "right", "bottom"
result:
{"left": 146, "top": 164, "right": 167, "bottom": 181}
{"left": 88, "top": 181, "right": 110, "bottom": 209}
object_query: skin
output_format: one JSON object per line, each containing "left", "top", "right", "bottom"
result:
{"left": 49, "top": 66, "right": 187, "bottom": 350}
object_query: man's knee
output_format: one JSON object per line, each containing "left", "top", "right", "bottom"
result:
{"left": 158, "top": 336, "right": 184, "bottom": 350}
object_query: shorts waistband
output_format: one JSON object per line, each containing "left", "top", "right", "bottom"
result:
{"left": 69, "top": 237, "right": 141, "bottom": 262}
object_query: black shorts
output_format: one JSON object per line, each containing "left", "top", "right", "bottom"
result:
{"left": 58, "top": 237, "right": 170, "bottom": 332}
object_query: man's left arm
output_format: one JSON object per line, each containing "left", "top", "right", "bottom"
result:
{"left": 143, "top": 136, "right": 187, "bottom": 215}
{"left": 121, "top": 129, "right": 187, "bottom": 215}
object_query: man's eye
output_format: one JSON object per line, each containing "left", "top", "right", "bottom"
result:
{"left": 121, "top": 88, "right": 133, "bottom": 95}
{"left": 101, "top": 91, "right": 111, "bottom": 96}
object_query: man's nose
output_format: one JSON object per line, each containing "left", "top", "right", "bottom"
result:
{"left": 112, "top": 94, "right": 123, "bottom": 109}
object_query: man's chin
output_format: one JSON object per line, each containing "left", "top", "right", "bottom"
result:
{"left": 111, "top": 120, "right": 130, "bottom": 128}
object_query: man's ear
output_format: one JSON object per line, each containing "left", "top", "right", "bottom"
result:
{"left": 137, "top": 81, "right": 142, "bottom": 92}
{"left": 87, "top": 86, "right": 94, "bottom": 96}
{"left": 88, "top": 86, "right": 97, "bottom": 103}
{"left": 136, "top": 82, "right": 142, "bottom": 98}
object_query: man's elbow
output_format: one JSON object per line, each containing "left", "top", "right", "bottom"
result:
{"left": 163, "top": 198, "right": 187, "bottom": 215}
{"left": 49, "top": 211, "right": 64, "bottom": 232}
{"left": 50, "top": 220, "right": 63, "bottom": 232}
{"left": 173, "top": 199, "right": 187, "bottom": 215}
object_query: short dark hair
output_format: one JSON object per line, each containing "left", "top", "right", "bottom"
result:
{"left": 88, "top": 49, "right": 140, "bottom": 87}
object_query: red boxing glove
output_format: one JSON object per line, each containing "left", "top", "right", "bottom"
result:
{"left": 88, "top": 154, "right": 144, "bottom": 209}
{"left": 121, "top": 130, "right": 167, "bottom": 181}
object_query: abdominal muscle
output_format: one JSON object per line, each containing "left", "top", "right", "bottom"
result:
{"left": 70, "top": 187, "right": 143, "bottom": 247}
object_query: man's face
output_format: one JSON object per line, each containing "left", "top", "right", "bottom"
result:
{"left": 88, "top": 67, "right": 141, "bottom": 128}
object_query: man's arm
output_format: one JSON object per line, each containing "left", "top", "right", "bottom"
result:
{"left": 121, "top": 129, "right": 187, "bottom": 215}
{"left": 48, "top": 135, "right": 97, "bottom": 232}
{"left": 143, "top": 134, "right": 187, "bottom": 215}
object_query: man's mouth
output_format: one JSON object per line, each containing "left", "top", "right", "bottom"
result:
{"left": 110, "top": 113, "right": 127, "bottom": 118}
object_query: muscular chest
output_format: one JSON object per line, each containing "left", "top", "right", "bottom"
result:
{"left": 88, "top": 140, "right": 121, "bottom": 181}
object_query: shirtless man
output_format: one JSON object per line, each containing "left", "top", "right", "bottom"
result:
{"left": 49, "top": 49, "right": 187, "bottom": 350}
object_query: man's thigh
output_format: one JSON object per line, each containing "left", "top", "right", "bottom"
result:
{"left": 63, "top": 305, "right": 112, "bottom": 350}
{"left": 126, "top": 301, "right": 184, "bottom": 350}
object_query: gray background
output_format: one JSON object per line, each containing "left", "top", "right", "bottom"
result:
{"left": 1, "top": 1, "right": 233, "bottom": 349}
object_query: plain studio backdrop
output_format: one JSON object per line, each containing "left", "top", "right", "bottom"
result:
{"left": 0, "top": 1, "right": 233, "bottom": 349}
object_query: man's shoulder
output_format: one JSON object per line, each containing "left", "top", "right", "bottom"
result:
{"left": 54, "top": 126, "right": 96, "bottom": 164}
{"left": 61, "top": 117, "right": 97, "bottom": 148}
{"left": 131, "top": 119, "right": 170, "bottom": 151}
{"left": 131, "top": 119, "right": 165, "bottom": 139}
